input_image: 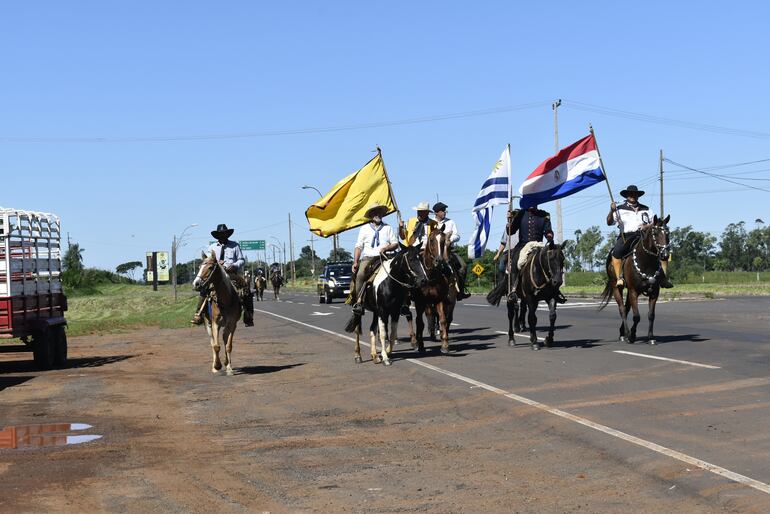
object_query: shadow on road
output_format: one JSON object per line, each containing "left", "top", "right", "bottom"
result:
{"left": 0, "top": 355, "right": 136, "bottom": 374}
{"left": 235, "top": 363, "right": 305, "bottom": 375}
{"left": 644, "top": 334, "right": 709, "bottom": 345}
{"left": 0, "top": 376, "right": 35, "bottom": 392}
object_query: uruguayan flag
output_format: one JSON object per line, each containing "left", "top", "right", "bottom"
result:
{"left": 468, "top": 145, "right": 511, "bottom": 259}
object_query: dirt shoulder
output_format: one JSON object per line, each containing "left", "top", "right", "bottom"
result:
{"left": 0, "top": 315, "right": 762, "bottom": 513}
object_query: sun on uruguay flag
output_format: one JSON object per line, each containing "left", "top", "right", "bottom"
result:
{"left": 519, "top": 133, "right": 606, "bottom": 209}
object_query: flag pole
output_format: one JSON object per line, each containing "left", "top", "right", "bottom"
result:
{"left": 590, "top": 124, "right": 624, "bottom": 239}
{"left": 506, "top": 144, "right": 513, "bottom": 298}
{"left": 377, "top": 146, "right": 402, "bottom": 228}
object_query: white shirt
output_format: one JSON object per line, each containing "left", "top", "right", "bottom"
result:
{"left": 355, "top": 222, "right": 398, "bottom": 258}
{"left": 436, "top": 217, "right": 461, "bottom": 244}
{"left": 612, "top": 201, "right": 652, "bottom": 233}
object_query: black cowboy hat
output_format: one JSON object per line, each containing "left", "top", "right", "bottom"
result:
{"left": 432, "top": 202, "right": 448, "bottom": 213}
{"left": 620, "top": 185, "right": 645, "bottom": 198}
{"left": 211, "top": 223, "right": 234, "bottom": 239}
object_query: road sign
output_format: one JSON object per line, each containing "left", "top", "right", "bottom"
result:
{"left": 471, "top": 263, "right": 485, "bottom": 276}
{"left": 240, "top": 240, "right": 265, "bottom": 251}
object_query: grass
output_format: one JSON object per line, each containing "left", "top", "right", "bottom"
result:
{"left": 65, "top": 283, "right": 198, "bottom": 337}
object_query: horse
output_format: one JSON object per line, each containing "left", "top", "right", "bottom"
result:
{"left": 344, "top": 245, "right": 428, "bottom": 366}
{"left": 254, "top": 274, "right": 267, "bottom": 301}
{"left": 600, "top": 215, "right": 670, "bottom": 344}
{"left": 192, "top": 251, "right": 242, "bottom": 375}
{"left": 409, "top": 228, "right": 457, "bottom": 355}
{"left": 270, "top": 272, "right": 283, "bottom": 300}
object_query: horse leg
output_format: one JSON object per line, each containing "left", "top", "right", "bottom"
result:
{"left": 210, "top": 320, "right": 222, "bottom": 372}
{"left": 354, "top": 323, "right": 363, "bottom": 363}
{"left": 415, "top": 303, "right": 426, "bottom": 354}
{"left": 527, "top": 298, "right": 539, "bottom": 350}
{"left": 612, "top": 284, "right": 629, "bottom": 343}
{"left": 378, "top": 316, "right": 392, "bottom": 366}
{"left": 369, "top": 314, "right": 380, "bottom": 364}
{"left": 224, "top": 322, "right": 235, "bottom": 375}
{"left": 544, "top": 297, "right": 557, "bottom": 348}
{"left": 648, "top": 295, "right": 658, "bottom": 345}
{"left": 628, "top": 289, "right": 640, "bottom": 344}
{"left": 436, "top": 302, "right": 449, "bottom": 354}
{"left": 506, "top": 297, "right": 517, "bottom": 346}
{"left": 406, "top": 311, "right": 417, "bottom": 349}
{"left": 387, "top": 315, "right": 398, "bottom": 355}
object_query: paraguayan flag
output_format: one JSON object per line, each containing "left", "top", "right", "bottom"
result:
{"left": 468, "top": 145, "right": 511, "bottom": 259}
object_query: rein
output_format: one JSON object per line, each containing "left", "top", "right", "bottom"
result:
{"left": 528, "top": 247, "right": 555, "bottom": 292}
{"left": 630, "top": 226, "right": 668, "bottom": 284}
{"left": 379, "top": 252, "right": 425, "bottom": 289}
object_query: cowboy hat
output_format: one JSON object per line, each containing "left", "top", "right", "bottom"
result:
{"left": 364, "top": 203, "right": 389, "bottom": 219}
{"left": 211, "top": 223, "right": 234, "bottom": 239}
{"left": 412, "top": 201, "right": 431, "bottom": 212}
{"left": 432, "top": 202, "right": 448, "bottom": 213}
{"left": 620, "top": 185, "right": 645, "bottom": 198}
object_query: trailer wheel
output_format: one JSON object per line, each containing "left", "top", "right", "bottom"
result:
{"left": 32, "top": 328, "right": 56, "bottom": 370}
{"left": 53, "top": 325, "right": 68, "bottom": 367}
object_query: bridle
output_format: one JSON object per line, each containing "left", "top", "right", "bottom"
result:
{"left": 528, "top": 245, "right": 560, "bottom": 292}
{"left": 380, "top": 250, "right": 427, "bottom": 289}
{"left": 195, "top": 258, "right": 222, "bottom": 291}
{"left": 632, "top": 224, "right": 669, "bottom": 283}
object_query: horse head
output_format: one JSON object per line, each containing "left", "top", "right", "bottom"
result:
{"left": 398, "top": 243, "right": 429, "bottom": 288}
{"left": 193, "top": 250, "right": 220, "bottom": 291}
{"left": 544, "top": 243, "right": 565, "bottom": 288}
{"left": 643, "top": 214, "right": 670, "bottom": 261}
{"left": 425, "top": 226, "right": 449, "bottom": 269}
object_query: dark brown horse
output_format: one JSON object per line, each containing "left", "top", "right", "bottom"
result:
{"left": 408, "top": 228, "right": 457, "bottom": 354}
{"left": 270, "top": 272, "right": 283, "bottom": 300}
{"left": 600, "top": 215, "right": 670, "bottom": 344}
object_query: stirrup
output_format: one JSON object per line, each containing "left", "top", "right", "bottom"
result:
{"left": 352, "top": 304, "right": 364, "bottom": 316}
{"left": 616, "top": 278, "right": 625, "bottom": 288}
{"left": 190, "top": 315, "right": 203, "bottom": 325}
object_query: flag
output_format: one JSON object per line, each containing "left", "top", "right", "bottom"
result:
{"left": 468, "top": 145, "right": 511, "bottom": 259}
{"left": 305, "top": 152, "right": 396, "bottom": 237}
{"left": 519, "top": 134, "right": 605, "bottom": 209}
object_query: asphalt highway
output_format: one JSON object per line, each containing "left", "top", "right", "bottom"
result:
{"left": 254, "top": 292, "right": 770, "bottom": 506}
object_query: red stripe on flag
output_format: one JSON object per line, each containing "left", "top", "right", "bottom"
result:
{"left": 526, "top": 134, "right": 596, "bottom": 179}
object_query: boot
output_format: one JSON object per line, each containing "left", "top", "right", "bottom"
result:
{"left": 612, "top": 257, "right": 625, "bottom": 288}
{"left": 457, "top": 275, "right": 471, "bottom": 300}
{"left": 191, "top": 295, "right": 205, "bottom": 325}
{"left": 556, "top": 292, "right": 567, "bottom": 304}
{"left": 659, "top": 260, "right": 673, "bottom": 289}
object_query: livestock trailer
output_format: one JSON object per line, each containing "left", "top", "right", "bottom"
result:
{"left": 0, "top": 208, "right": 68, "bottom": 369}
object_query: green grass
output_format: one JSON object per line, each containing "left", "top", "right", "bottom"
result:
{"left": 65, "top": 283, "right": 198, "bottom": 337}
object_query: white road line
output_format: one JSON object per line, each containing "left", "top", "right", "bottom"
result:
{"left": 463, "top": 303, "right": 489, "bottom": 307}
{"left": 256, "top": 307, "right": 770, "bottom": 496}
{"left": 614, "top": 350, "right": 721, "bottom": 369}
{"left": 495, "top": 330, "right": 544, "bottom": 342}
{"left": 329, "top": 306, "right": 341, "bottom": 310}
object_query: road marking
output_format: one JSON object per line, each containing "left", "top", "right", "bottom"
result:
{"left": 495, "top": 330, "right": 544, "bottom": 342}
{"left": 450, "top": 323, "right": 460, "bottom": 326}
{"left": 311, "top": 304, "right": 321, "bottom": 307}
{"left": 613, "top": 351, "right": 721, "bottom": 369}
{"left": 310, "top": 312, "right": 334, "bottom": 316}
{"left": 256, "top": 307, "right": 770, "bottom": 496}
{"left": 463, "top": 303, "right": 489, "bottom": 307}
{"left": 329, "top": 306, "right": 341, "bottom": 310}
{"left": 296, "top": 302, "right": 305, "bottom": 305}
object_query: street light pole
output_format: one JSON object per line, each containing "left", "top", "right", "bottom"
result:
{"left": 303, "top": 184, "right": 338, "bottom": 261}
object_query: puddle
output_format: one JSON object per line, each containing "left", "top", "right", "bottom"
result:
{"left": 0, "top": 423, "right": 102, "bottom": 450}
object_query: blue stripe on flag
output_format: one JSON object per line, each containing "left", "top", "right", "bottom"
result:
{"left": 473, "top": 190, "right": 509, "bottom": 209}
{"left": 468, "top": 208, "right": 491, "bottom": 260}
{"left": 479, "top": 176, "right": 509, "bottom": 190}
{"left": 520, "top": 167, "right": 605, "bottom": 209}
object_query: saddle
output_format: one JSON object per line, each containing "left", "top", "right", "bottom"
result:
{"left": 517, "top": 242, "right": 545, "bottom": 270}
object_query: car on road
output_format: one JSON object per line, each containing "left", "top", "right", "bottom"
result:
{"left": 317, "top": 262, "right": 353, "bottom": 304}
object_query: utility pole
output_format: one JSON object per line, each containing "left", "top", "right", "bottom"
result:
{"left": 659, "top": 149, "right": 664, "bottom": 219}
{"left": 288, "top": 213, "right": 296, "bottom": 286}
{"left": 151, "top": 251, "right": 158, "bottom": 292}
{"left": 309, "top": 234, "right": 316, "bottom": 278}
{"left": 553, "top": 99, "right": 563, "bottom": 244}
{"left": 171, "top": 236, "right": 177, "bottom": 300}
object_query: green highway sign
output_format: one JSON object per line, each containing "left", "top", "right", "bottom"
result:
{"left": 240, "top": 240, "right": 266, "bottom": 251}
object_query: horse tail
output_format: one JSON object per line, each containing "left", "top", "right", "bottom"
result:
{"left": 598, "top": 279, "right": 613, "bottom": 311}
{"left": 486, "top": 280, "right": 507, "bottom": 307}
{"left": 344, "top": 312, "right": 362, "bottom": 333}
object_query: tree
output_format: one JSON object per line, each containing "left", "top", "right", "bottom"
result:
{"left": 594, "top": 233, "right": 615, "bottom": 270}
{"left": 716, "top": 222, "right": 747, "bottom": 271}
{"left": 668, "top": 226, "right": 717, "bottom": 278}
{"left": 63, "top": 243, "right": 85, "bottom": 273}
{"left": 115, "top": 261, "right": 143, "bottom": 280}
{"left": 329, "top": 247, "right": 353, "bottom": 262}
{"left": 574, "top": 226, "right": 602, "bottom": 271}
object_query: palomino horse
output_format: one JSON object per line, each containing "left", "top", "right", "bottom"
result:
{"left": 510, "top": 243, "right": 565, "bottom": 349}
{"left": 600, "top": 215, "right": 670, "bottom": 344}
{"left": 344, "top": 245, "right": 428, "bottom": 366}
{"left": 270, "top": 272, "right": 283, "bottom": 300}
{"left": 409, "top": 228, "right": 457, "bottom": 354}
{"left": 254, "top": 274, "right": 267, "bottom": 301}
{"left": 193, "top": 251, "right": 242, "bottom": 375}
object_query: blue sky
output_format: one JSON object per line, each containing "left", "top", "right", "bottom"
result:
{"left": 2, "top": 1, "right": 769, "bottom": 270}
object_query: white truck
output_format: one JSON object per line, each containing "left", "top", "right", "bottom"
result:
{"left": 0, "top": 207, "right": 68, "bottom": 369}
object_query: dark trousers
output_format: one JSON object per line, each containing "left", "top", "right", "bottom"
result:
{"left": 612, "top": 233, "right": 640, "bottom": 259}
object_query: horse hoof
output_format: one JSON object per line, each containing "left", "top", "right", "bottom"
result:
{"left": 354, "top": 356, "right": 363, "bottom": 364}
{"left": 531, "top": 344, "right": 540, "bottom": 351}
{"left": 649, "top": 339, "right": 657, "bottom": 346}
{"left": 226, "top": 369, "right": 234, "bottom": 376}
{"left": 383, "top": 360, "right": 392, "bottom": 366}
{"left": 508, "top": 339, "right": 515, "bottom": 347}
{"left": 440, "top": 346, "right": 450, "bottom": 355}
{"left": 544, "top": 339, "right": 553, "bottom": 348}
{"left": 373, "top": 357, "right": 381, "bottom": 364}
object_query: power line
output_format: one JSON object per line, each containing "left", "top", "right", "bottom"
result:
{"left": 0, "top": 101, "right": 550, "bottom": 143}
{"left": 665, "top": 158, "right": 770, "bottom": 193}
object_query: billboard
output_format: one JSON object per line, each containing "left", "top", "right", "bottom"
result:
{"left": 146, "top": 251, "right": 170, "bottom": 283}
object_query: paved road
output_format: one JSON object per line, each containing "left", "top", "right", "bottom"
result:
{"left": 254, "top": 292, "right": 770, "bottom": 506}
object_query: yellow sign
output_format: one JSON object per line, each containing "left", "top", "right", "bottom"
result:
{"left": 471, "top": 263, "right": 485, "bottom": 276}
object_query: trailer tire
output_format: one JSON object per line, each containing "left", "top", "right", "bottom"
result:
{"left": 53, "top": 326, "right": 68, "bottom": 367}
{"left": 32, "top": 328, "right": 55, "bottom": 370}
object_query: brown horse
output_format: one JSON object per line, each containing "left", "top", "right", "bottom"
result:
{"left": 271, "top": 272, "right": 283, "bottom": 300}
{"left": 409, "top": 228, "right": 457, "bottom": 354}
{"left": 193, "top": 251, "right": 242, "bottom": 375}
{"left": 254, "top": 274, "right": 267, "bottom": 301}
{"left": 600, "top": 215, "right": 670, "bottom": 344}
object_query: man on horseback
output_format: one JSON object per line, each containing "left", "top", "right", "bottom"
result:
{"left": 191, "top": 223, "right": 255, "bottom": 327}
{"left": 432, "top": 202, "right": 471, "bottom": 300}
{"left": 607, "top": 185, "right": 673, "bottom": 289}
{"left": 399, "top": 201, "right": 437, "bottom": 249}
{"left": 350, "top": 203, "right": 399, "bottom": 316}
{"left": 493, "top": 205, "right": 566, "bottom": 303}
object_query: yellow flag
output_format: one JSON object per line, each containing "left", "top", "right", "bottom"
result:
{"left": 305, "top": 152, "right": 397, "bottom": 237}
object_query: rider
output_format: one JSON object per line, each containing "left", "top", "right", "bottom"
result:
{"left": 191, "top": 223, "right": 255, "bottom": 327}
{"left": 432, "top": 202, "right": 471, "bottom": 300}
{"left": 607, "top": 184, "right": 673, "bottom": 289}
{"left": 493, "top": 205, "right": 566, "bottom": 303}
{"left": 399, "top": 201, "right": 437, "bottom": 249}
{"left": 350, "top": 203, "right": 399, "bottom": 315}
